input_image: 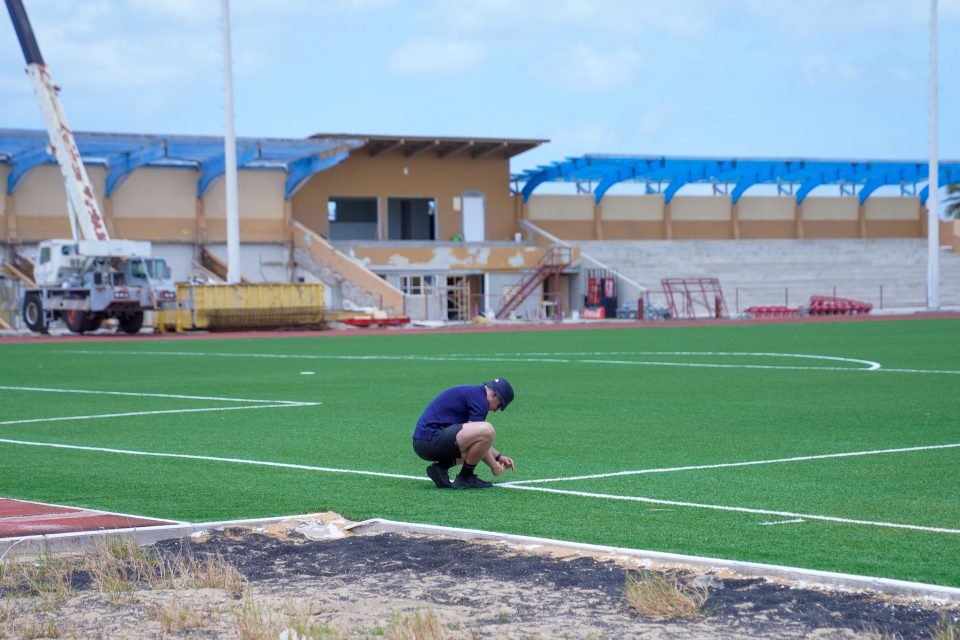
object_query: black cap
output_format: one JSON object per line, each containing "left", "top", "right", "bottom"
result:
{"left": 484, "top": 377, "right": 514, "bottom": 410}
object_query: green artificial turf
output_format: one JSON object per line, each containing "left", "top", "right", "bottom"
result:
{"left": 1, "top": 318, "right": 959, "bottom": 586}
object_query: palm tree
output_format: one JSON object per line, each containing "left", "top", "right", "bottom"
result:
{"left": 945, "top": 183, "right": 960, "bottom": 219}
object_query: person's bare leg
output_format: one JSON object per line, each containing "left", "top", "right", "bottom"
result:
{"left": 455, "top": 422, "right": 495, "bottom": 465}
{"left": 452, "top": 422, "right": 496, "bottom": 488}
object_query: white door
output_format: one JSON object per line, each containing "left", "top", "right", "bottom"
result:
{"left": 462, "top": 193, "right": 485, "bottom": 242}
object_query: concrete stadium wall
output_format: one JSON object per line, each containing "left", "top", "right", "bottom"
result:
{"left": 2, "top": 165, "right": 289, "bottom": 244}
{"left": 291, "top": 150, "right": 515, "bottom": 242}
{"left": 202, "top": 171, "right": 288, "bottom": 243}
{"left": 523, "top": 193, "right": 933, "bottom": 242}
{"left": 111, "top": 168, "right": 198, "bottom": 241}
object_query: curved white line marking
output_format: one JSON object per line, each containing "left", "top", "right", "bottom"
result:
{"left": 61, "top": 350, "right": 887, "bottom": 372}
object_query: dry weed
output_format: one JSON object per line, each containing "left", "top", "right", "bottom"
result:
{"left": 387, "top": 608, "right": 446, "bottom": 640}
{"left": 858, "top": 626, "right": 902, "bottom": 639}
{"left": 234, "top": 595, "right": 283, "bottom": 640}
{"left": 8, "top": 551, "right": 76, "bottom": 604}
{"left": 17, "top": 615, "right": 61, "bottom": 640}
{"left": 623, "top": 570, "right": 709, "bottom": 621}
{"left": 171, "top": 550, "right": 246, "bottom": 593}
{"left": 150, "top": 595, "right": 210, "bottom": 634}
{"left": 931, "top": 616, "right": 960, "bottom": 640}
{"left": 282, "top": 601, "right": 350, "bottom": 640}
{"left": 84, "top": 536, "right": 168, "bottom": 602}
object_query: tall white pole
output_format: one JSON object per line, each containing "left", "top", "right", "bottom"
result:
{"left": 221, "top": 0, "right": 241, "bottom": 284}
{"left": 927, "top": 0, "right": 940, "bottom": 310}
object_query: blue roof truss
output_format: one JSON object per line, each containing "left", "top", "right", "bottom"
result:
{"left": 514, "top": 155, "right": 960, "bottom": 206}
{"left": 0, "top": 129, "right": 363, "bottom": 200}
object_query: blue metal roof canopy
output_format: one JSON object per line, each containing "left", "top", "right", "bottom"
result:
{"left": 0, "top": 128, "right": 363, "bottom": 200}
{"left": 514, "top": 155, "right": 960, "bottom": 207}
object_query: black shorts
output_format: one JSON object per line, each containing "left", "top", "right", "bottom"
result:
{"left": 412, "top": 424, "right": 464, "bottom": 463}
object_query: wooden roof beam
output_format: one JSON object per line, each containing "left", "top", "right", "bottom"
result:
{"left": 405, "top": 140, "right": 439, "bottom": 158}
{"left": 438, "top": 141, "right": 473, "bottom": 159}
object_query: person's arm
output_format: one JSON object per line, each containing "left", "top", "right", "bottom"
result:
{"left": 488, "top": 446, "right": 515, "bottom": 471}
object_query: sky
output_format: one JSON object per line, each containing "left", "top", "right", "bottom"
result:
{"left": 1, "top": 0, "right": 958, "bottom": 176}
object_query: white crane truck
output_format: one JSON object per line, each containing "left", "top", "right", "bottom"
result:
{"left": 5, "top": 0, "right": 176, "bottom": 333}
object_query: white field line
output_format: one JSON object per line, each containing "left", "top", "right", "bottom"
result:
{"left": 502, "top": 484, "right": 960, "bottom": 535}
{"left": 504, "top": 443, "right": 960, "bottom": 486}
{"left": 0, "top": 438, "right": 957, "bottom": 536}
{"left": 0, "top": 403, "right": 319, "bottom": 427}
{"left": 61, "top": 349, "right": 960, "bottom": 375}
{"left": 0, "top": 385, "right": 320, "bottom": 427}
{"left": 760, "top": 519, "right": 805, "bottom": 526}
{"left": 0, "top": 385, "right": 309, "bottom": 405}
{"left": 0, "top": 438, "right": 428, "bottom": 483}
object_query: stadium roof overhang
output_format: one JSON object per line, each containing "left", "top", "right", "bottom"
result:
{"left": 310, "top": 133, "right": 547, "bottom": 160}
{"left": 0, "top": 128, "right": 364, "bottom": 200}
{"left": 513, "top": 155, "right": 960, "bottom": 206}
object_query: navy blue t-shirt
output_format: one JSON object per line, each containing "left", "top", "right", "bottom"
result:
{"left": 413, "top": 384, "right": 489, "bottom": 441}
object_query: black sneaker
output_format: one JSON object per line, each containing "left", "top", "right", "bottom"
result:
{"left": 452, "top": 474, "right": 493, "bottom": 489}
{"left": 426, "top": 463, "right": 453, "bottom": 489}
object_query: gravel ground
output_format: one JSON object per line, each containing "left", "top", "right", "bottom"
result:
{"left": 1, "top": 515, "right": 957, "bottom": 639}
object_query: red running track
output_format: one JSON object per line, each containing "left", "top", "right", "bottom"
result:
{"left": 0, "top": 498, "right": 176, "bottom": 538}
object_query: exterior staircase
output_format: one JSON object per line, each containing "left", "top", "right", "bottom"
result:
{"left": 199, "top": 247, "right": 251, "bottom": 284}
{"left": 496, "top": 245, "right": 573, "bottom": 319}
{"left": 290, "top": 220, "right": 405, "bottom": 315}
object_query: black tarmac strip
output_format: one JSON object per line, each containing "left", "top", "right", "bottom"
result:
{"left": 150, "top": 528, "right": 958, "bottom": 639}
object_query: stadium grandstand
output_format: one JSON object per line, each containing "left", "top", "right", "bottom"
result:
{"left": 2, "top": 128, "right": 959, "bottom": 328}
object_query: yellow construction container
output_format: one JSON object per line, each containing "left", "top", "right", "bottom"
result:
{"left": 154, "top": 283, "right": 325, "bottom": 332}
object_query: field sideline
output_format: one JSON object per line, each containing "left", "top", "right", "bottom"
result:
{"left": 1, "top": 318, "right": 958, "bottom": 587}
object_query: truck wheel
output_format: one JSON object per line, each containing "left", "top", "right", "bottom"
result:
{"left": 85, "top": 313, "right": 104, "bottom": 332}
{"left": 22, "top": 294, "right": 47, "bottom": 333}
{"left": 118, "top": 311, "right": 144, "bottom": 334}
{"left": 65, "top": 308, "right": 88, "bottom": 333}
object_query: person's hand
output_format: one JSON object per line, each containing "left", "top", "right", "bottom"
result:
{"left": 498, "top": 455, "right": 515, "bottom": 471}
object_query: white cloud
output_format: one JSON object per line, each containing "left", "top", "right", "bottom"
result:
{"left": 801, "top": 53, "right": 861, "bottom": 87}
{"left": 537, "top": 44, "right": 641, "bottom": 91}
{"left": 387, "top": 37, "right": 486, "bottom": 75}
{"left": 430, "top": 0, "right": 720, "bottom": 36}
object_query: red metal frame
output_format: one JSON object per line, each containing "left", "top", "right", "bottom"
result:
{"left": 661, "top": 277, "right": 729, "bottom": 319}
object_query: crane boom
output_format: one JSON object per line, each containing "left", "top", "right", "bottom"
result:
{"left": 5, "top": 0, "right": 110, "bottom": 241}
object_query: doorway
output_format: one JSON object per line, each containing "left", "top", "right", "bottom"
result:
{"left": 387, "top": 197, "right": 436, "bottom": 240}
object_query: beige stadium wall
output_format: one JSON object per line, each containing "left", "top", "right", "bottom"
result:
{"left": 0, "top": 165, "right": 7, "bottom": 240}
{"left": 800, "top": 196, "right": 859, "bottom": 238}
{"left": 669, "top": 195, "right": 732, "bottom": 239}
{"left": 864, "top": 197, "right": 921, "bottom": 238}
{"left": 599, "top": 195, "right": 665, "bottom": 239}
{"left": 521, "top": 193, "right": 932, "bottom": 242}
{"left": 110, "top": 168, "right": 199, "bottom": 241}
{"left": 292, "top": 150, "right": 514, "bottom": 241}
{"left": 525, "top": 194, "right": 597, "bottom": 239}
{"left": 12, "top": 165, "right": 86, "bottom": 240}
{"left": 737, "top": 196, "right": 797, "bottom": 239}
{"left": 202, "top": 171, "right": 288, "bottom": 242}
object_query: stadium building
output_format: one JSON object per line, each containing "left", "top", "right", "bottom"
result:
{"left": 1, "top": 127, "right": 959, "bottom": 325}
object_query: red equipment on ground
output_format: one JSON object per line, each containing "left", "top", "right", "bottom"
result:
{"left": 744, "top": 296, "right": 872, "bottom": 318}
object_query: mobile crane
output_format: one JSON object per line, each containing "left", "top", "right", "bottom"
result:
{"left": 5, "top": 0, "right": 176, "bottom": 333}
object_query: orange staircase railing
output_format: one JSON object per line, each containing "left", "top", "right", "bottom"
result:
{"left": 496, "top": 245, "right": 573, "bottom": 319}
